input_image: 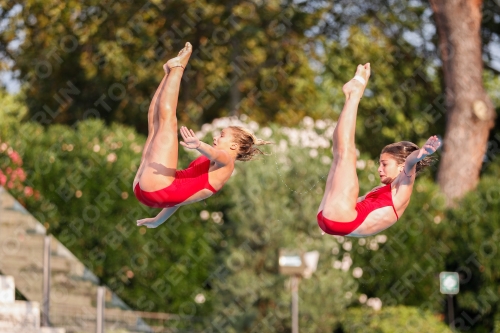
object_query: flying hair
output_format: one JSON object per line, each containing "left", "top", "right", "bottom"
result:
{"left": 381, "top": 141, "right": 436, "bottom": 175}
{"left": 228, "top": 126, "right": 273, "bottom": 161}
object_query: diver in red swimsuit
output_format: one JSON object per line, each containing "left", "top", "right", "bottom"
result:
{"left": 133, "top": 42, "right": 271, "bottom": 228}
{"left": 317, "top": 63, "right": 441, "bottom": 237}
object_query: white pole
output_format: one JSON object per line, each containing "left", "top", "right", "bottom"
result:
{"left": 291, "top": 275, "right": 299, "bottom": 333}
{"left": 96, "top": 286, "right": 105, "bottom": 333}
{"left": 42, "top": 235, "right": 51, "bottom": 326}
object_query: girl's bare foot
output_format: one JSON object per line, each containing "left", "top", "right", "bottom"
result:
{"left": 342, "top": 63, "right": 371, "bottom": 99}
{"left": 164, "top": 42, "right": 193, "bottom": 73}
{"left": 354, "top": 63, "right": 370, "bottom": 85}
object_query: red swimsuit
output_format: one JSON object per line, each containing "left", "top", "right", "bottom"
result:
{"left": 134, "top": 156, "right": 218, "bottom": 208}
{"left": 317, "top": 184, "right": 399, "bottom": 236}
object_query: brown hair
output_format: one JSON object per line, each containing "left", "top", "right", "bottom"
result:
{"left": 381, "top": 141, "right": 435, "bottom": 175}
{"left": 228, "top": 126, "right": 272, "bottom": 161}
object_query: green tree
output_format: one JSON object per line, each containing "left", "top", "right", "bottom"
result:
{"left": 439, "top": 162, "right": 500, "bottom": 333}
{"left": 0, "top": 89, "right": 41, "bottom": 206}
{"left": 336, "top": 306, "right": 452, "bottom": 333}
{"left": 317, "top": 24, "right": 443, "bottom": 158}
{"left": 4, "top": 99, "right": 500, "bottom": 331}
{"left": 0, "top": 0, "right": 324, "bottom": 131}
{"left": 0, "top": 88, "right": 28, "bottom": 135}
{"left": 0, "top": 116, "right": 217, "bottom": 320}
{"left": 305, "top": 0, "right": 450, "bottom": 159}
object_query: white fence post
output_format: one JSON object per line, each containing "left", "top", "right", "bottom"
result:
{"left": 96, "top": 286, "right": 105, "bottom": 333}
{"left": 42, "top": 235, "right": 51, "bottom": 326}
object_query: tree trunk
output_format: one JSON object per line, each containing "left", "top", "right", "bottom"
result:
{"left": 429, "top": 0, "right": 496, "bottom": 206}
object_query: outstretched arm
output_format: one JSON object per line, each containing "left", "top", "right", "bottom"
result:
{"left": 179, "top": 126, "right": 232, "bottom": 166}
{"left": 137, "top": 206, "right": 180, "bottom": 228}
{"left": 402, "top": 135, "right": 441, "bottom": 179}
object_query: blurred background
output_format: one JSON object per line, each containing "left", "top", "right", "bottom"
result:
{"left": 0, "top": 0, "right": 500, "bottom": 332}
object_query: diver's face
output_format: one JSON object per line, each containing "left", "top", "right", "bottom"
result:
{"left": 213, "top": 128, "right": 237, "bottom": 151}
{"left": 378, "top": 153, "right": 403, "bottom": 184}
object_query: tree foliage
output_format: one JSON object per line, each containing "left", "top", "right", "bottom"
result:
{"left": 3, "top": 95, "right": 500, "bottom": 330}
{"left": 336, "top": 306, "right": 453, "bottom": 333}
{"left": 316, "top": 23, "right": 443, "bottom": 157}
{"left": 439, "top": 162, "right": 500, "bottom": 333}
{"left": 1, "top": 0, "right": 500, "bottom": 331}
{"left": 0, "top": 0, "right": 324, "bottom": 132}
{"left": 0, "top": 116, "right": 217, "bottom": 320}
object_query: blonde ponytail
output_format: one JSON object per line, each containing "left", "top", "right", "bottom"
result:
{"left": 228, "top": 126, "right": 273, "bottom": 161}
